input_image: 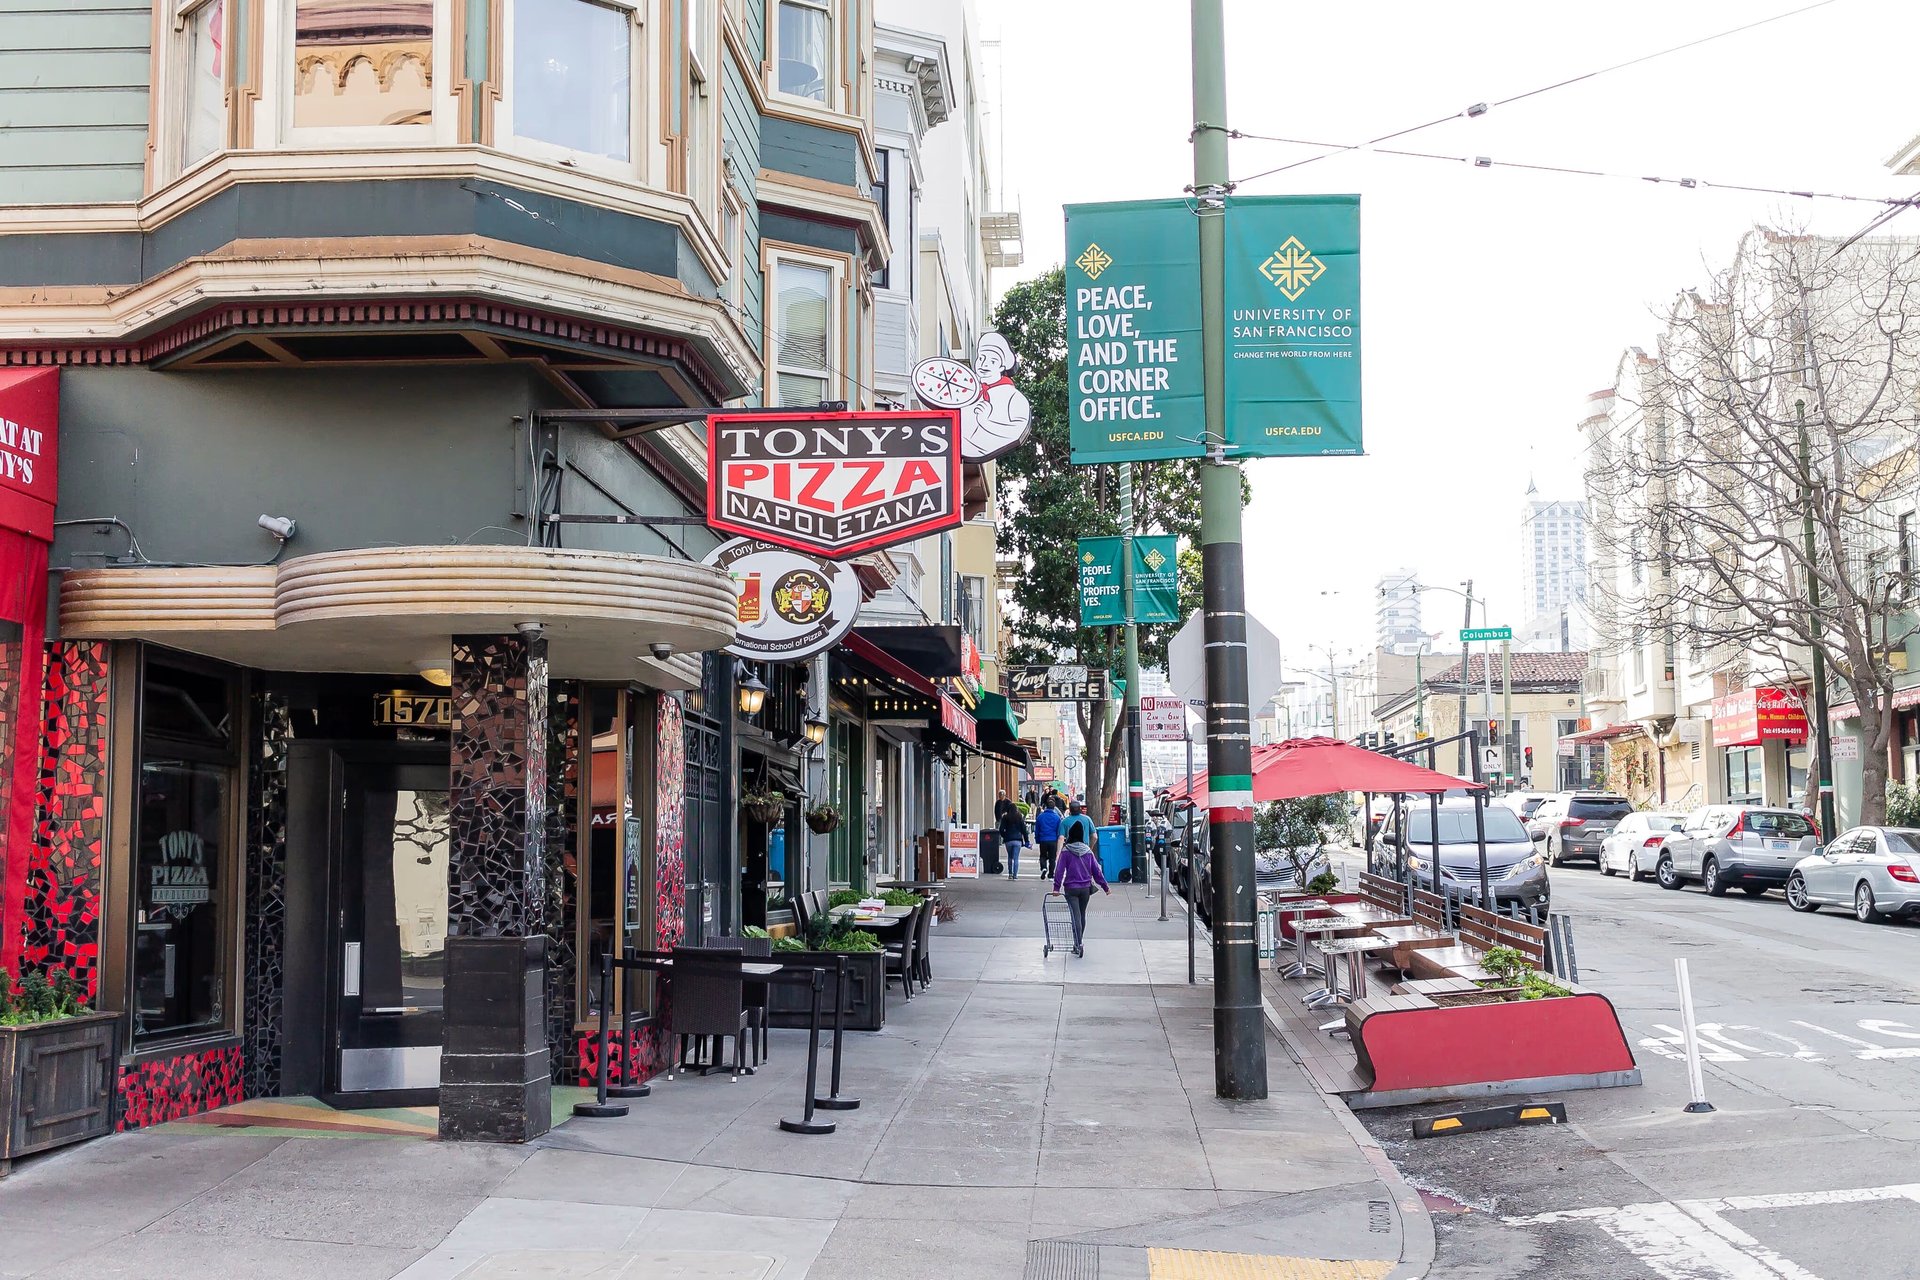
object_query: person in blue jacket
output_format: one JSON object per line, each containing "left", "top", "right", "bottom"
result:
{"left": 1034, "top": 794, "right": 1064, "bottom": 878}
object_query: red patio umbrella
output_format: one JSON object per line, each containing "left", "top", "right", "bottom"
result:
{"left": 1250, "top": 737, "right": 1479, "bottom": 803}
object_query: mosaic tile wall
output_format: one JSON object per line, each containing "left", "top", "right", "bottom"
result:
{"left": 0, "top": 632, "right": 22, "bottom": 978}
{"left": 116, "top": 1044, "right": 244, "bottom": 1130}
{"left": 543, "top": 684, "right": 580, "bottom": 1083}
{"left": 242, "top": 692, "right": 292, "bottom": 1100}
{"left": 22, "top": 641, "right": 109, "bottom": 1001}
{"left": 448, "top": 634, "right": 548, "bottom": 938}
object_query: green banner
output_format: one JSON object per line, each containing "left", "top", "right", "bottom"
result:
{"left": 1222, "top": 195, "right": 1362, "bottom": 456}
{"left": 1064, "top": 200, "right": 1205, "bottom": 464}
{"left": 1132, "top": 536, "right": 1179, "bottom": 624}
{"left": 1078, "top": 536, "right": 1126, "bottom": 626}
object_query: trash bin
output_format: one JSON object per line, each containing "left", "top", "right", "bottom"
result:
{"left": 1095, "top": 825, "right": 1132, "bottom": 883}
{"left": 980, "top": 830, "right": 1003, "bottom": 875}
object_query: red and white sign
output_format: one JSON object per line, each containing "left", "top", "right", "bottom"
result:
{"left": 1711, "top": 686, "right": 1809, "bottom": 747}
{"left": 939, "top": 692, "right": 978, "bottom": 746}
{"left": 960, "top": 630, "right": 983, "bottom": 695}
{"left": 0, "top": 369, "right": 59, "bottom": 540}
{"left": 946, "top": 824, "right": 981, "bottom": 879}
{"left": 1141, "top": 695, "right": 1188, "bottom": 742}
{"left": 707, "top": 410, "right": 962, "bottom": 559}
{"left": 1031, "top": 764, "right": 1057, "bottom": 782}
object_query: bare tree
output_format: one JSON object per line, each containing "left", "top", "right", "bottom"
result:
{"left": 1586, "top": 226, "right": 1920, "bottom": 825}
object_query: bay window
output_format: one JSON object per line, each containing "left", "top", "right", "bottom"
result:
{"left": 292, "top": 0, "right": 435, "bottom": 128}
{"left": 509, "top": 0, "right": 636, "bottom": 165}
{"left": 686, "top": 0, "right": 717, "bottom": 211}
{"left": 770, "top": 253, "right": 837, "bottom": 407}
{"left": 177, "top": 0, "right": 226, "bottom": 172}
{"left": 776, "top": 0, "right": 830, "bottom": 103}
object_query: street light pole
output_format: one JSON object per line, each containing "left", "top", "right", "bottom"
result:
{"left": 1458, "top": 580, "right": 1473, "bottom": 774}
{"left": 1120, "top": 464, "right": 1149, "bottom": 884}
{"left": 1192, "top": 0, "right": 1265, "bottom": 1100}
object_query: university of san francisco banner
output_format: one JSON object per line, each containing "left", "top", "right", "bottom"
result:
{"left": 1063, "top": 195, "right": 1362, "bottom": 463}
{"left": 1132, "top": 536, "right": 1179, "bottom": 624}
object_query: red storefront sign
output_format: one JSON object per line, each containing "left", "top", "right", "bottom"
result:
{"left": 939, "top": 692, "right": 978, "bottom": 747}
{"left": 1710, "top": 686, "right": 1809, "bottom": 746}
{"left": 706, "top": 411, "right": 962, "bottom": 559}
{"left": 0, "top": 369, "right": 59, "bottom": 540}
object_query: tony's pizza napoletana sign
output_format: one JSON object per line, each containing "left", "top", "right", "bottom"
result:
{"left": 707, "top": 410, "right": 963, "bottom": 559}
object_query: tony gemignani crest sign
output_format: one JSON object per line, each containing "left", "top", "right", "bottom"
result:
{"left": 702, "top": 537, "right": 861, "bottom": 662}
{"left": 707, "top": 410, "right": 963, "bottom": 559}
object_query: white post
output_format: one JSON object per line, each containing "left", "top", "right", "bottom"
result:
{"left": 1675, "top": 958, "right": 1716, "bottom": 1114}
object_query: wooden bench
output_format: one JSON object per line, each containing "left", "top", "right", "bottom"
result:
{"left": 1404, "top": 901, "right": 1548, "bottom": 983}
{"left": 1369, "top": 889, "right": 1458, "bottom": 972}
{"left": 1329, "top": 873, "right": 1417, "bottom": 930}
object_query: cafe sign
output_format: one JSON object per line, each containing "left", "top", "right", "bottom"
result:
{"left": 707, "top": 410, "right": 962, "bottom": 559}
{"left": 1008, "top": 665, "right": 1110, "bottom": 703}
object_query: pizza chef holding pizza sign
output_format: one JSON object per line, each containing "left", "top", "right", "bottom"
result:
{"left": 911, "top": 331, "right": 1032, "bottom": 462}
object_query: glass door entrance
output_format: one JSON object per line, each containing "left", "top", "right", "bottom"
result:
{"left": 328, "top": 761, "right": 451, "bottom": 1105}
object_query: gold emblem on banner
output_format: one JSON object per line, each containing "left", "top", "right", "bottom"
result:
{"left": 1075, "top": 243, "right": 1114, "bottom": 280}
{"left": 1257, "top": 236, "right": 1326, "bottom": 301}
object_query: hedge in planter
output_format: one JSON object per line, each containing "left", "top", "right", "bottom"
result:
{"left": 768, "top": 922, "right": 887, "bottom": 1030}
{"left": 2, "top": 970, "right": 121, "bottom": 1177}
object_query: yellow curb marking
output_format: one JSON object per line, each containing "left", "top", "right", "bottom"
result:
{"left": 1147, "top": 1249, "right": 1394, "bottom": 1280}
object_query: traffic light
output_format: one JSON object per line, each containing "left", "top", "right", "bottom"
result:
{"left": 1383, "top": 731, "right": 1399, "bottom": 750}
{"left": 1524, "top": 745, "right": 1535, "bottom": 769}
{"left": 1486, "top": 719, "right": 1500, "bottom": 746}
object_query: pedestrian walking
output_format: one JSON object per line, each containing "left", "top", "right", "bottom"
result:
{"left": 1034, "top": 795, "right": 1063, "bottom": 878}
{"left": 1061, "top": 799, "right": 1095, "bottom": 848}
{"left": 995, "top": 790, "right": 1029, "bottom": 879}
{"left": 1051, "top": 831, "right": 1110, "bottom": 957}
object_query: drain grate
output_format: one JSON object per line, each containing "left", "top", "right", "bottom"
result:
{"left": 1025, "top": 1240, "right": 1101, "bottom": 1280}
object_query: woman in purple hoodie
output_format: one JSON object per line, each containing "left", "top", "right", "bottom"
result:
{"left": 1050, "top": 836, "right": 1110, "bottom": 957}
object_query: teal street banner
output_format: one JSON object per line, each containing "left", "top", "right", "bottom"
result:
{"left": 1064, "top": 200, "right": 1206, "bottom": 464}
{"left": 1222, "top": 195, "right": 1362, "bottom": 457}
{"left": 1132, "top": 536, "right": 1180, "bottom": 624}
{"left": 1078, "top": 536, "right": 1126, "bottom": 626}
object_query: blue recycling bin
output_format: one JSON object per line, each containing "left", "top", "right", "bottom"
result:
{"left": 1095, "top": 825, "right": 1132, "bottom": 883}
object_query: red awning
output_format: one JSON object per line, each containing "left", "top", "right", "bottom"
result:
{"left": 841, "top": 631, "right": 936, "bottom": 696}
{"left": 0, "top": 368, "right": 58, "bottom": 540}
{"left": 1168, "top": 739, "right": 1476, "bottom": 806}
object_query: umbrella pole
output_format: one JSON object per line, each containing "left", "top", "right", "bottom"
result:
{"left": 1470, "top": 728, "right": 1491, "bottom": 906}
{"left": 1428, "top": 791, "right": 1442, "bottom": 898}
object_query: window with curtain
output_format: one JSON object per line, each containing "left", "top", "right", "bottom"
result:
{"left": 512, "top": 0, "right": 632, "bottom": 161}
{"left": 776, "top": 0, "right": 829, "bottom": 101}
{"left": 293, "top": 0, "right": 434, "bottom": 128}
{"left": 180, "top": 0, "right": 226, "bottom": 170}
{"left": 774, "top": 259, "right": 833, "bottom": 406}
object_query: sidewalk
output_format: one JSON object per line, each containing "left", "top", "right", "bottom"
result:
{"left": 0, "top": 873, "right": 1429, "bottom": 1280}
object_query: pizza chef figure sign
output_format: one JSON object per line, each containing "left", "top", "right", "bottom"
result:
{"left": 910, "top": 332, "right": 1031, "bottom": 461}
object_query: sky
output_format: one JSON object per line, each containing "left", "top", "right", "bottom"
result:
{"left": 973, "top": 0, "right": 1920, "bottom": 680}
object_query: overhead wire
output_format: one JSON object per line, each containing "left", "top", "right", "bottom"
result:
{"left": 1225, "top": 0, "right": 1845, "bottom": 189}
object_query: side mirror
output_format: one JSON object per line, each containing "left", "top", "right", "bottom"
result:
{"left": 1811, "top": 845, "right": 1825, "bottom": 858}
{"left": 1381, "top": 832, "right": 1400, "bottom": 848}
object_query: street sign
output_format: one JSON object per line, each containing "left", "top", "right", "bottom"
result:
{"left": 1008, "top": 665, "right": 1109, "bottom": 703}
{"left": 707, "top": 410, "right": 962, "bottom": 559}
{"left": 1077, "top": 537, "right": 1126, "bottom": 625}
{"left": 1459, "top": 626, "right": 1513, "bottom": 643}
{"left": 1141, "top": 696, "right": 1187, "bottom": 741}
{"left": 1167, "top": 611, "right": 1282, "bottom": 710}
{"left": 1221, "top": 195, "right": 1363, "bottom": 457}
{"left": 1483, "top": 746, "right": 1503, "bottom": 775}
{"left": 1832, "top": 735, "right": 1860, "bottom": 761}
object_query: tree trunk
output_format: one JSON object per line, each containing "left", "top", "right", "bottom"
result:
{"left": 1859, "top": 695, "right": 1890, "bottom": 826}
{"left": 1096, "top": 711, "right": 1126, "bottom": 821}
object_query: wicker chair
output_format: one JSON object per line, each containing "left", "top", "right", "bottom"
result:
{"left": 669, "top": 944, "right": 751, "bottom": 1080}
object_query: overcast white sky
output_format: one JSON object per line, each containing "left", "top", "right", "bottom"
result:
{"left": 975, "top": 0, "right": 1920, "bottom": 677}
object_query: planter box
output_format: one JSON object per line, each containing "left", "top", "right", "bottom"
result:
{"left": 766, "top": 951, "right": 887, "bottom": 1031}
{"left": 1, "top": 1012, "right": 121, "bottom": 1176}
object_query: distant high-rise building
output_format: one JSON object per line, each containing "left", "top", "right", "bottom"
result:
{"left": 1520, "top": 484, "right": 1588, "bottom": 649}
{"left": 1376, "top": 569, "right": 1425, "bottom": 654}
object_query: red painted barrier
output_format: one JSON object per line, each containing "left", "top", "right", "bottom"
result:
{"left": 1351, "top": 993, "right": 1637, "bottom": 1094}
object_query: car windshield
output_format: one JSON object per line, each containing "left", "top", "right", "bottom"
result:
{"left": 1406, "top": 807, "right": 1531, "bottom": 844}
{"left": 1647, "top": 815, "right": 1682, "bottom": 832}
{"left": 1744, "top": 811, "right": 1813, "bottom": 838}
{"left": 1568, "top": 797, "right": 1633, "bottom": 820}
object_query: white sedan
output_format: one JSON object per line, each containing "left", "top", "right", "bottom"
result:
{"left": 1599, "top": 811, "right": 1685, "bottom": 881}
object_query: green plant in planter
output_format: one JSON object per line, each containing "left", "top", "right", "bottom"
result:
{"left": 879, "top": 890, "right": 924, "bottom": 908}
{"left": 827, "top": 889, "right": 865, "bottom": 909}
{"left": 820, "top": 929, "right": 880, "bottom": 953}
{"left": 741, "top": 925, "right": 771, "bottom": 939}
{"left": 1476, "top": 946, "right": 1568, "bottom": 1000}
{"left": 772, "top": 936, "right": 807, "bottom": 953}
{"left": 0, "top": 966, "right": 90, "bottom": 1026}
{"left": 1306, "top": 871, "right": 1339, "bottom": 896}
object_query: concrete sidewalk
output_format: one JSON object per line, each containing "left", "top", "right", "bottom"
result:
{"left": 0, "top": 873, "right": 1429, "bottom": 1279}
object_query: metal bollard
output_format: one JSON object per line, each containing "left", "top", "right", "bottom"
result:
{"left": 1675, "top": 958, "right": 1715, "bottom": 1114}
{"left": 572, "top": 952, "right": 630, "bottom": 1118}
{"left": 814, "top": 955, "right": 860, "bottom": 1111}
{"left": 780, "top": 967, "right": 836, "bottom": 1135}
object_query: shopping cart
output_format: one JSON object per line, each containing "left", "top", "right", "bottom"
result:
{"left": 1042, "top": 892, "right": 1075, "bottom": 956}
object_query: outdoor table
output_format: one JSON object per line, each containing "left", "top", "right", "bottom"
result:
{"left": 878, "top": 881, "right": 942, "bottom": 893}
{"left": 1266, "top": 897, "right": 1329, "bottom": 978}
{"left": 829, "top": 905, "right": 913, "bottom": 922}
{"left": 1313, "top": 937, "right": 1398, "bottom": 1008}
{"left": 1290, "top": 917, "right": 1372, "bottom": 1001}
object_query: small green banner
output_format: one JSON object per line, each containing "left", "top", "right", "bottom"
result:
{"left": 1460, "top": 626, "right": 1512, "bottom": 643}
{"left": 1222, "top": 195, "right": 1362, "bottom": 457}
{"left": 1078, "top": 537, "right": 1126, "bottom": 626}
{"left": 1132, "top": 536, "right": 1180, "bottom": 624}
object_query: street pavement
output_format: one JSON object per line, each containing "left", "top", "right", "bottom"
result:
{"left": 1321, "top": 845, "right": 1920, "bottom": 1280}
{"left": 0, "top": 870, "right": 1428, "bottom": 1279}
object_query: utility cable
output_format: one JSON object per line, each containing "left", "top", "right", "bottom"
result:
{"left": 1228, "top": 0, "right": 1844, "bottom": 188}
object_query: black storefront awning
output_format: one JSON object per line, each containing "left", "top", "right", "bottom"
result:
{"left": 852, "top": 625, "right": 965, "bottom": 678}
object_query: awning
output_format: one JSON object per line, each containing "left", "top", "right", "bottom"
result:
{"left": 853, "top": 624, "right": 965, "bottom": 677}
{"left": 1558, "top": 721, "right": 1645, "bottom": 746}
{"left": 974, "top": 691, "right": 1020, "bottom": 741}
{"left": 837, "top": 632, "right": 976, "bottom": 747}
{"left": 0, "top": 368, "right": 59, "bottom": 540}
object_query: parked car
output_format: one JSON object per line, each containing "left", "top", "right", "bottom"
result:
{"left": 1374, "top": 800, "right": 1550, "bottom": 910}
{"left": 1529, "top": 792, "right": 1634, "bottom": 867}
{"left": 1165, "top": 802, "right": 1207, "bottom": 899}
{"left": 1786, "top": 826, "right": 1920, "bottom": 922}
{"left": 1255, "top": 843, "right": 1332, "bottom": 892}
{"left": 1656, "top": 805, "right": 1818, "bottom": 895}
{"left": 1353, "top": 793, "right": 1397, "bottom": 846}
{"left": 1598, "top": 812, "right": 1684, "bottom": 880}
{"left": 1499, "top": 791, "right": 1556, "bottom": 824}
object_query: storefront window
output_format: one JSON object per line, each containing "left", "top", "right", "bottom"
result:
{"left": 1724, "top": 746, "right": 1763, "bottom": 805}
{"left": 131, "top": 657, "right": 238, "bottom": 1047}
{"left": 1787, "top": 743, "right": 1809, "bottom": 812}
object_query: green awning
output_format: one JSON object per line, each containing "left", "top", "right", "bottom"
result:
{"left": 974, "top": 692, "right": 1021, "bottom": 744}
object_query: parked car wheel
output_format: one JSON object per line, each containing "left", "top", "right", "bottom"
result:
{"left": 1740, "top": 885, "right": 1769, "bottom": 898}
{"left": 1786, "top": 872, "right": 1817, "bottom": 913}
{"left": 1628, "top": 851, "right": 1646, "bottom": 883}
{"left": 1703, "top": 856, "right": 1728, "bottom": 897}
{"left": 1600, "top": 856, "right": 1616, "bottom": 877}
{"left": 1657, "top": 856, "right": 1683, "bottom": 890}
{"left": 1855, "top": 881, "right": 1883, "bottom": 924}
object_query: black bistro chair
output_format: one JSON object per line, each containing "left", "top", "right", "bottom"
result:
{"left": 669, "top": 944, "right": 752, "bottom": 1080}
{"left": 910, "top": 897, "right": 935, "bottom": 987}
{"left": 883, "top": 903, "right": 925, "bottom": 1000}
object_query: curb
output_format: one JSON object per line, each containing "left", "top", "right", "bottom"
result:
{"left": 1261, "top": 991, "right": 1436, "bottom": 1280}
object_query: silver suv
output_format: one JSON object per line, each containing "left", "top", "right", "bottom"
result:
{"left": 1530, "top": 792, "right": 1634, "bottom": 867}
{"left": 1657, "top": 805, "right": 1818, "bottom": 896}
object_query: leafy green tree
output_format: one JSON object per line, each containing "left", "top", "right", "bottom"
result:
{"left": 990, "top": 267, "right": 1245, "bottom": 814}
{"left": 1254, "top": 794, "right": 1349, "bottom": 889}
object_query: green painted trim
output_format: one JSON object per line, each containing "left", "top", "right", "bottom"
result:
{"left": 1213, "top": 774, "right": 1254, "bottom": 791}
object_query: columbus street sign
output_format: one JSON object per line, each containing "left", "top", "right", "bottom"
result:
{"left": 707, "top": 410, "right": 962, "bottom": 559}
{"left": 1008, "top": 665, "right": 1110, "bottom": 703}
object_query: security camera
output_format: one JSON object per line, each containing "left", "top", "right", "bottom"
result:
{"left": 649, "top": 642, "right": 674, "bottom": 660}
{"left": 257, "top": 514, "right": 297, "bottom": 541}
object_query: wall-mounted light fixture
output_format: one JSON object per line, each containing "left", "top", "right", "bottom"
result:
{"left": 737, "top": 664, "right": 769, "bottom": 717}
{"left": 803, "top": 714, "right": 828, "bottom": 746}
{"left": 414, "top": 658, "right": 452, "bottom": 688}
